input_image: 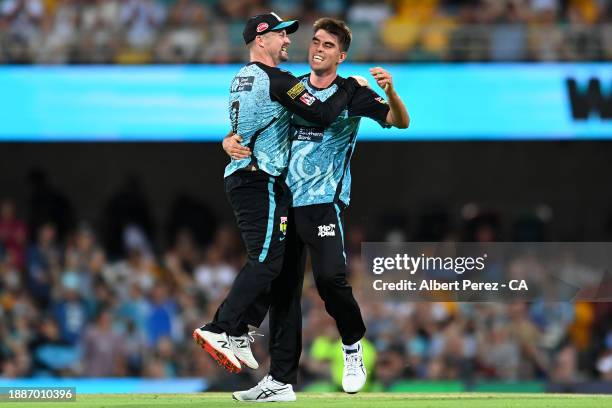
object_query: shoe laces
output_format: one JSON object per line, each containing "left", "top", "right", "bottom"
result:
{"left": 345, "top": 351, "right": 363, "bottom": 376}
{"left": 231, "top": 331, "right": 263, "bottom": 348}
{"left": 251, "top": 375, "right": 275, "bottom": 391}
{"left": 245, "top": 331, "right": 263, "bottom": 343}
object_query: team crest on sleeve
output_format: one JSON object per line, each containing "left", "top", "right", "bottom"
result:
{"left": 300, "top": 92, "right": 316, "bottom": 106}
{"left": 375, "top": 96, "right": 388, "bottom": 104}
{"left": 287, "top": 82, "right": 305, "bottom": 99}
{"left": 280, "top": 217, "right": 288, "bottom": 235}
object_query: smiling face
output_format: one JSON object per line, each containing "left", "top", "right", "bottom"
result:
{"left": 309, "top": 28, "right": 346, "bottom": 75}
{"left": 260, "top": 29, "right": 291, "bottom": 64}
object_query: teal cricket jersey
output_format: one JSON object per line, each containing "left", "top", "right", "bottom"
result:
{"left": 224, "top": 62, "right": 357, "bottom": 178}
{"left": 286, "top": 75, "right": 391, "bottom": 207}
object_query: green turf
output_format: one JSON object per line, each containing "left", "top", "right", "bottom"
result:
{"left": 1, "top": 393, "right": 611, "bottom": 408}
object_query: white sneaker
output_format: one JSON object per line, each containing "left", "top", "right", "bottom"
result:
{"left": 342, "top": 342, "right": 366, "bottom": 394}
{"left": 229, "top": 331, "right": 262, "bottom": 370}
{"left": 193, "top": 327, "right": 241, "bottom": 373}
{"left": 233, "top": 375, "right": 296, "bottom": 402}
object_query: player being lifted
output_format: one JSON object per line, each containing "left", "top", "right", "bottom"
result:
{"left": 192, "top": 12, "right": 363, "bottom": 376}
{"left": 223, "top": 18, "right": 409, "bottom": 402}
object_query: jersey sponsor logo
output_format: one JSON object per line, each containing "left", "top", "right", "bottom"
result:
{"left": 292, "top": 126, "right": 324, "bottom": 142}
{"left": 287, "top": 82, "right": 305, "bottom": 99}
{"left": 256, "top": 22, "right": 269, "bottom": 33}
{"left": 231, "top": 76, "right": 255, "bottom": 92}
{"left": 300, "top": 92, "right": 316, "bottom": 106}
{"left": 375, "top": 96, "right": 388, "bottom": 105}
{"left": 317, "top": 223, "right": 336, "bottom": 238}
{"left": 280, "top": 216, "right": 287, "bottom": 236}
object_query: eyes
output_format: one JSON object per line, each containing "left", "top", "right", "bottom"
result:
{"left": 312, "top": 39, "right": 334, "bottom": 49}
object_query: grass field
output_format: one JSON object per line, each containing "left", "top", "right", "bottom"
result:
{"left": 1, "top": 393, "right": 611, "bottom": 408}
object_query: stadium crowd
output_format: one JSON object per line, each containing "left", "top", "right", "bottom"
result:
{"left": 0, "top": 0, "right": 611, "bottom": 63}
{"left": 1, "top": 180, "right": 612, "bottom": 391}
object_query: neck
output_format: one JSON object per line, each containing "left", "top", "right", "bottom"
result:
{"left": 309, "top": 69, "right": 337, "bottom": 89}
{"left": 250, "top": 49, "right": 277, "bottom": 67}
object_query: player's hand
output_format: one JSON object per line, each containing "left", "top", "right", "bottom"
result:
{"left": 350, "top": 75, "right": 371, "bottom": 88}
{"left": 223, "top": 132, "right": 251, "bottom": 160}
{"left": 369, "top": 67, "right": 394, "bottom": 93}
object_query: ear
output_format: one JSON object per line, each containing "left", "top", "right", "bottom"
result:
{"left": 255, "top": 35, "right": 265, "bottom": 48}
{"left": 338, "top": 51, "right": 347, "bottom": 64}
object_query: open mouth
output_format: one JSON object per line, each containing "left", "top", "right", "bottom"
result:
{"left": 281, "top": 46, "right": 288, "bottom": 53}
{"left": 313, "top": 55, "right": 324, "bottom": 62}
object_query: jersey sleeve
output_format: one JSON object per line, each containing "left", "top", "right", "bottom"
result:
{"left": 265, "top": 66, "right": 357, "bottom": 127}
{"left": 347, "top": 86, "right": 392, "bottom": 128}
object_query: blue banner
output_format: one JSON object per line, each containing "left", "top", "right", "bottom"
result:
{"left": 0, "top": 64, "right": 610, "bottom": 141}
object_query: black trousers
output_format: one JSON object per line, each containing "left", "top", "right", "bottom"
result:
{"left": 208, "top": 169, "right": 291, "bottom": 336}
{"left": 247, "top": 203, "right": 366, "bottom": 384}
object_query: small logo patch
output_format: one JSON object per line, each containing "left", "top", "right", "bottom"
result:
{"left": 256, "top": 23, "right": 269, "bottom": 33}
{"left": 300, "top": 92, "right": 316, "bottom": 106}
{"left": 280, "top": 217, "right": 287, "bottom": 236}
{"left": 375, "top": 96, "right": 388, "bottom": 104}
{"left": 287, "top": 82, "right": 305, "bottom": 99}
{"left": 317, "top": 224, "right": 336, "bottom": 238}
{"left": 231, "top": 76, "right": 255, "bottom": 92}
{"left": 292, "top": 126, "right": 324, "bottom": 142}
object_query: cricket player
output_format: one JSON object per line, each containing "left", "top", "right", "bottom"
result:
{"left": 223, "top": 18, "right": 409, "bottom": 402}
{"left": 192, "top": 13, "right": 363, "bottom": 375}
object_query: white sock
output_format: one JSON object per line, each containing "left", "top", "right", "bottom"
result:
{"left": 342, "top": 341, "right": 360, "bottom": 352}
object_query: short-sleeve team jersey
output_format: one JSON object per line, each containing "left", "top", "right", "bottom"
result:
{"left": 224, "top": 62, "right": 354, "bottom": 178}
{"left": 286, "top": 75, "right": 391, "bottom": 207}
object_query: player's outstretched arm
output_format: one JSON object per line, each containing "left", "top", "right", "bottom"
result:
{"left": 264, "top": 66, "right": 360, "bottom": 127}
{"left": 370, "top": 67, "right": 410, "bottom": 129}
{"left": 222, "top": 131, "right": 251, "bottom": 160}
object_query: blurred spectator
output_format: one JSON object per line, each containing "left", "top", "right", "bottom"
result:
{"left": 489, "top": 1, "right": 528, "bottom": 61}
{"left": 374, "top": 344, "right": 407, "bottom": 388}
{"left": 117, "top": 283, "right": 150, "bottom": 336}
{"left": 0, "top": 199, "right": 27, "bottom": 270}
{"left": 26, "top": 222, "right": 61, "bottom": 308}
{"left": 0, "top": 0, "right": 43, "bottom": 62}
{"left": 448, "top": 0, "right": 490, "bottom": 61}
{"left": 122, "top": 319, "right": 148, "bottom": 376}
{"left": 36, "top": 0, "right": 79, "bottom": 63}
{"left": 81, "top": 308, "right": 125, "bottom": 377}
{"left": 28, "top": 317, "right": 76, "bottom": 376}
{"left": 156, "top": 0, "right": 206, "bottom": 63}
{"left": 80, "top": 0, "right": 121, "bottom": 63}
{"left": 146, "top": 283, "right": 179, "bottom": 347}
{"left": 115, "top": 1, "right": 158, "bottom": 61}
{"left": 478, "top": 323, "right": 520, "bottom": 379}
{"left": 51, "top": 271, "right": 89, "bottom": 344}
{"left": 551, "top": 344, "right": 579, "bottom": 382}
{"left": 507, "top": 302, "right": 550, "bottom": 377}
{"left": 104, "top": 248, "right": 157, "bottom": 300}
{"left": 528, "top": 0, "right": 567, "bottom": 60}
{"left": 194, "top": 245, "right": 236, "bottom": 303}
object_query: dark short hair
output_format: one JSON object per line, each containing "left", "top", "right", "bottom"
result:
{"left": 313, "top": 18, "right": 352, "bottom": 52}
